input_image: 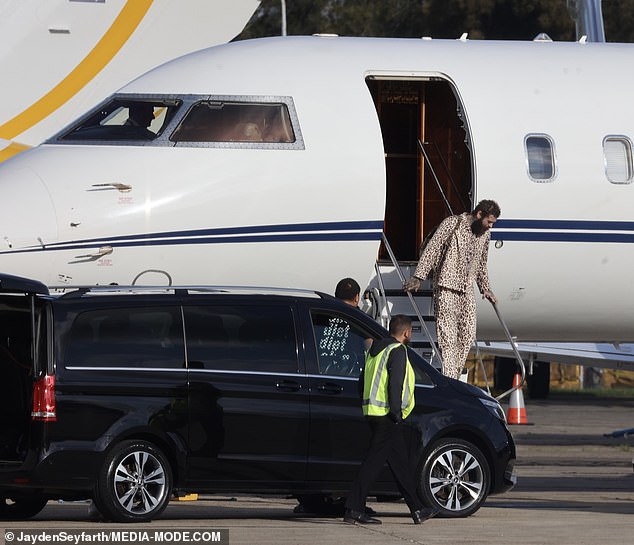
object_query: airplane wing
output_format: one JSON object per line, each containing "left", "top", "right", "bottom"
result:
{"left": 480, "top": 341, "right": 634, "bottom": 372}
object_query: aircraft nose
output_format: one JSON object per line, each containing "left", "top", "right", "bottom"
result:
{"left": 0, "top": 164, "right": 57, "bottom": 253}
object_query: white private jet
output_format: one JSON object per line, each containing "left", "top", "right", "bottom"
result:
{"left": 0, "top": 0, "right": 261, "bottom": 160}
{"left": 1, "top": 34, "right": 634, "bottom": 372}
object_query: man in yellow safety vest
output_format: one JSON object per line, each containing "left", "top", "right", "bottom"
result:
{"left": 343, "top": 315, "right": 438, "bottom": 525}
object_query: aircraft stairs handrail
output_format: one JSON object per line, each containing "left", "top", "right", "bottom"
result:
{"left": 416, "top": 137, "right": 527, "bottom": 400}
{"left": 372, "top": 262, "right": 391, "bottom": 329}
{"left": 380, "top": 233, "right": 443, "bottom": 369}
{"left": 378, "top": 233, "right": 526, "bottom": 401}
{"left": 417, "top": 139, "right": 453, "bottom": 215}
{"left": 490, "top": 303, "right": 527, "bottom": 402}
{"left": 417, "top": 138, "right": 469, "bottom": 212}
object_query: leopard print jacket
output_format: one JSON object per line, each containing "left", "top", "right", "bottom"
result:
{"left": 414, "top": 212, "right": 492, "bottom": 295}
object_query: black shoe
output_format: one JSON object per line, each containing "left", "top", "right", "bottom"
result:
{"left": 411, "top": 507, "right": 440, "bottom": 524}
{"left": 343, "top": 509, "right": 382, "bottom": 525}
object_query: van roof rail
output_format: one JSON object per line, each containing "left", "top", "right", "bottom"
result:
{"left": 50, "top": 284, "right": 326, "bottom": 299}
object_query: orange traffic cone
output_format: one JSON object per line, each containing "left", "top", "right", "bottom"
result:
{"left": 506, "top": 373, "right": 528, "bottom": 425}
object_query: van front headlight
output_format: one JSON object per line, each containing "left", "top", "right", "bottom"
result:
{"left": 479, "top": 397, "right": 506, "bottom": 423}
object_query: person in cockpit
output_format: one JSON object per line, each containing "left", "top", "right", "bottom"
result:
{"left": 123, "top": 103, "right": 156, "bottom": 138}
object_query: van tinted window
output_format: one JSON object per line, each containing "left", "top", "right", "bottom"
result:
{"left": 65, "top": 307, "right": 184, "bottom": 368}
{"left": 184, "top": 305, "right": 298, "bottom": 373}
{"left": 311, "top": 311, "right": 371, "bottom": 377}
{"left": 406, "top": 347, "right": 435, "bottom": 386}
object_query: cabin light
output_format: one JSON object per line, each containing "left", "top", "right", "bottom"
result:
{"left": 533, "top": 33, "right": 553, "bottom": 42}
{"left": 312, "top": 33, "right": 338, "bottom": 38}
{"left": 421, "top": 36, "right": 432, "bottom": 40}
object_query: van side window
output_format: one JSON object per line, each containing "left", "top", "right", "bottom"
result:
{"left": 406, "top": 347, "right": 435, "bottom": 387}
{"left": 65, "top": 307, "right": 184, "bottom": 369}
{"left": 183, "top": 305, "right": 298, "bottom": 373}
{"left": 170, "top": 101, "right": 295, "bottom": 144}
{"left": 310, "top": 311, "right": 372, "bottom": 378}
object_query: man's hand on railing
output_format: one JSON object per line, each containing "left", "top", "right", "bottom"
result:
{"left": 482, "top": 289, "right": 497, "bottom": 304}
{"left": 403, "top": 276, "right": 422, "bottom": 292}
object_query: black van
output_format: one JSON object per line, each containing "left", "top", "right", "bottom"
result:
{"left": 0, "top": 273, "right": 515, "bottom": 522}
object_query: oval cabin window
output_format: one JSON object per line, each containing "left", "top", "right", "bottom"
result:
{"left": 525, "top": 134, "right": 556, "bottom": 183}
{"left": 603, "top": 136, "right": 633, "bottom": 184}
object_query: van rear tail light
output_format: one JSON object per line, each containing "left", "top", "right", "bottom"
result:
{"left": 31, "top": 375, "right": 57, "bottom": 422}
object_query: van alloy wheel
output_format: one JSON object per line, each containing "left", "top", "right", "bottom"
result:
{"left": 97, "top": 440, "right": 172, "bottom": 523}
{"left": 419, "top": 438, "right": 490, "bottom": 518}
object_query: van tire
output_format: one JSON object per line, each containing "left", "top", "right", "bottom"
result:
{"left": 0, "top": 497, "right": 48, "bottom": 520}
{"left": 418, "top": 438, "right": 490, "bottom": 518}
{"left": 96, "top": 440, "right": 172, "bottom": 523}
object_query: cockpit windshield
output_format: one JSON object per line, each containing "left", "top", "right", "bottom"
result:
{"left": 58, "top": 99, "right": 181, "bottom": 141}
{"left": 50, "top": 95, "right": 303, "bottom": 149}
{"left": 170, "top": 101, "right": 295, "bottom": 143}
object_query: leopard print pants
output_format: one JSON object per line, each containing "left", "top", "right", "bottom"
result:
{"left": 434, "top": 287, "right": 477, "bottom": 380}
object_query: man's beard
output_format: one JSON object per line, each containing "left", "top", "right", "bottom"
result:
{"left": 471, "top": 218, "right": 487, "bottom": 236}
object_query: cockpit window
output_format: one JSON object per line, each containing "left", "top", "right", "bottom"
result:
{"left": 58, "top": 99, "right": 181, "bottom": 142}
{"left": 170, "top": 101, "right": 295, "bottom": 143}
{"left": 49, "top": 95, "right": 304, "bottom": 149}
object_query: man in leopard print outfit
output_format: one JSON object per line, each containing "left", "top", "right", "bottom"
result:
{"left": 404, "top": 200, "right": 500, "bottom": 380}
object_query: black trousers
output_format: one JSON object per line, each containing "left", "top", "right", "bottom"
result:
{"left": 345, "top": 416, "right": 423, "bottom": 513}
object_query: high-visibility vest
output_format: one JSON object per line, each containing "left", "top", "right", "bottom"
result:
{"left": 362, "top": 342, "right": 415, "bottom": 419}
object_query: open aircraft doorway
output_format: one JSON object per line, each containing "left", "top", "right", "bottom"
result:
{"left": 366, "top": 77, "right": 474, "bottom": 263}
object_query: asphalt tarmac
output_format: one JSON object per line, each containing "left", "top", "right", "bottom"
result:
{"left": 2, "top": 395, "right": 633, "bottom": 545}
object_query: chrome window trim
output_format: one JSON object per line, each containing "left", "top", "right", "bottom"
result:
{"left": 65, "top": 366, "right": 304, "bottom": 377}
{"left": 64, "top": 366, "right": 435, "bottom": 387}
{"left": 64, "top": 366, "right": 188, "bottom": 372}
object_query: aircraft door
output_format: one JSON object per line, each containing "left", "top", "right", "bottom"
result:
{"left": 366, "top": 78, "right": 473, "bottom": 262}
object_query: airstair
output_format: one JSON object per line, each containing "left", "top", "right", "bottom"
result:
{"left": 369, "top": 238, "right": 525, "bottom": 402}
{"left": 367, "top": 263, "right": 438, "bottom": 365}
{"left": 367, "top": 138, "right": 526, "bottom": 402}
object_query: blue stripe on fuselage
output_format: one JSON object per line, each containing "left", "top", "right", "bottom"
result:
{"left": 491, "top": 219, "right": 634, "bottom": 243}
{"left": 0, "top": 220, "right": 385, "bottom": 255}
{"left": 3, "top": 218, "right": 634, "bottom": 257}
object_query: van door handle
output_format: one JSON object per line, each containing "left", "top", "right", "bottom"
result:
{"left": 317, "top": 382, "right": 343, "bottom": 395}
{"left": 275, "top": 380, "right": 302, "bottom": 392}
